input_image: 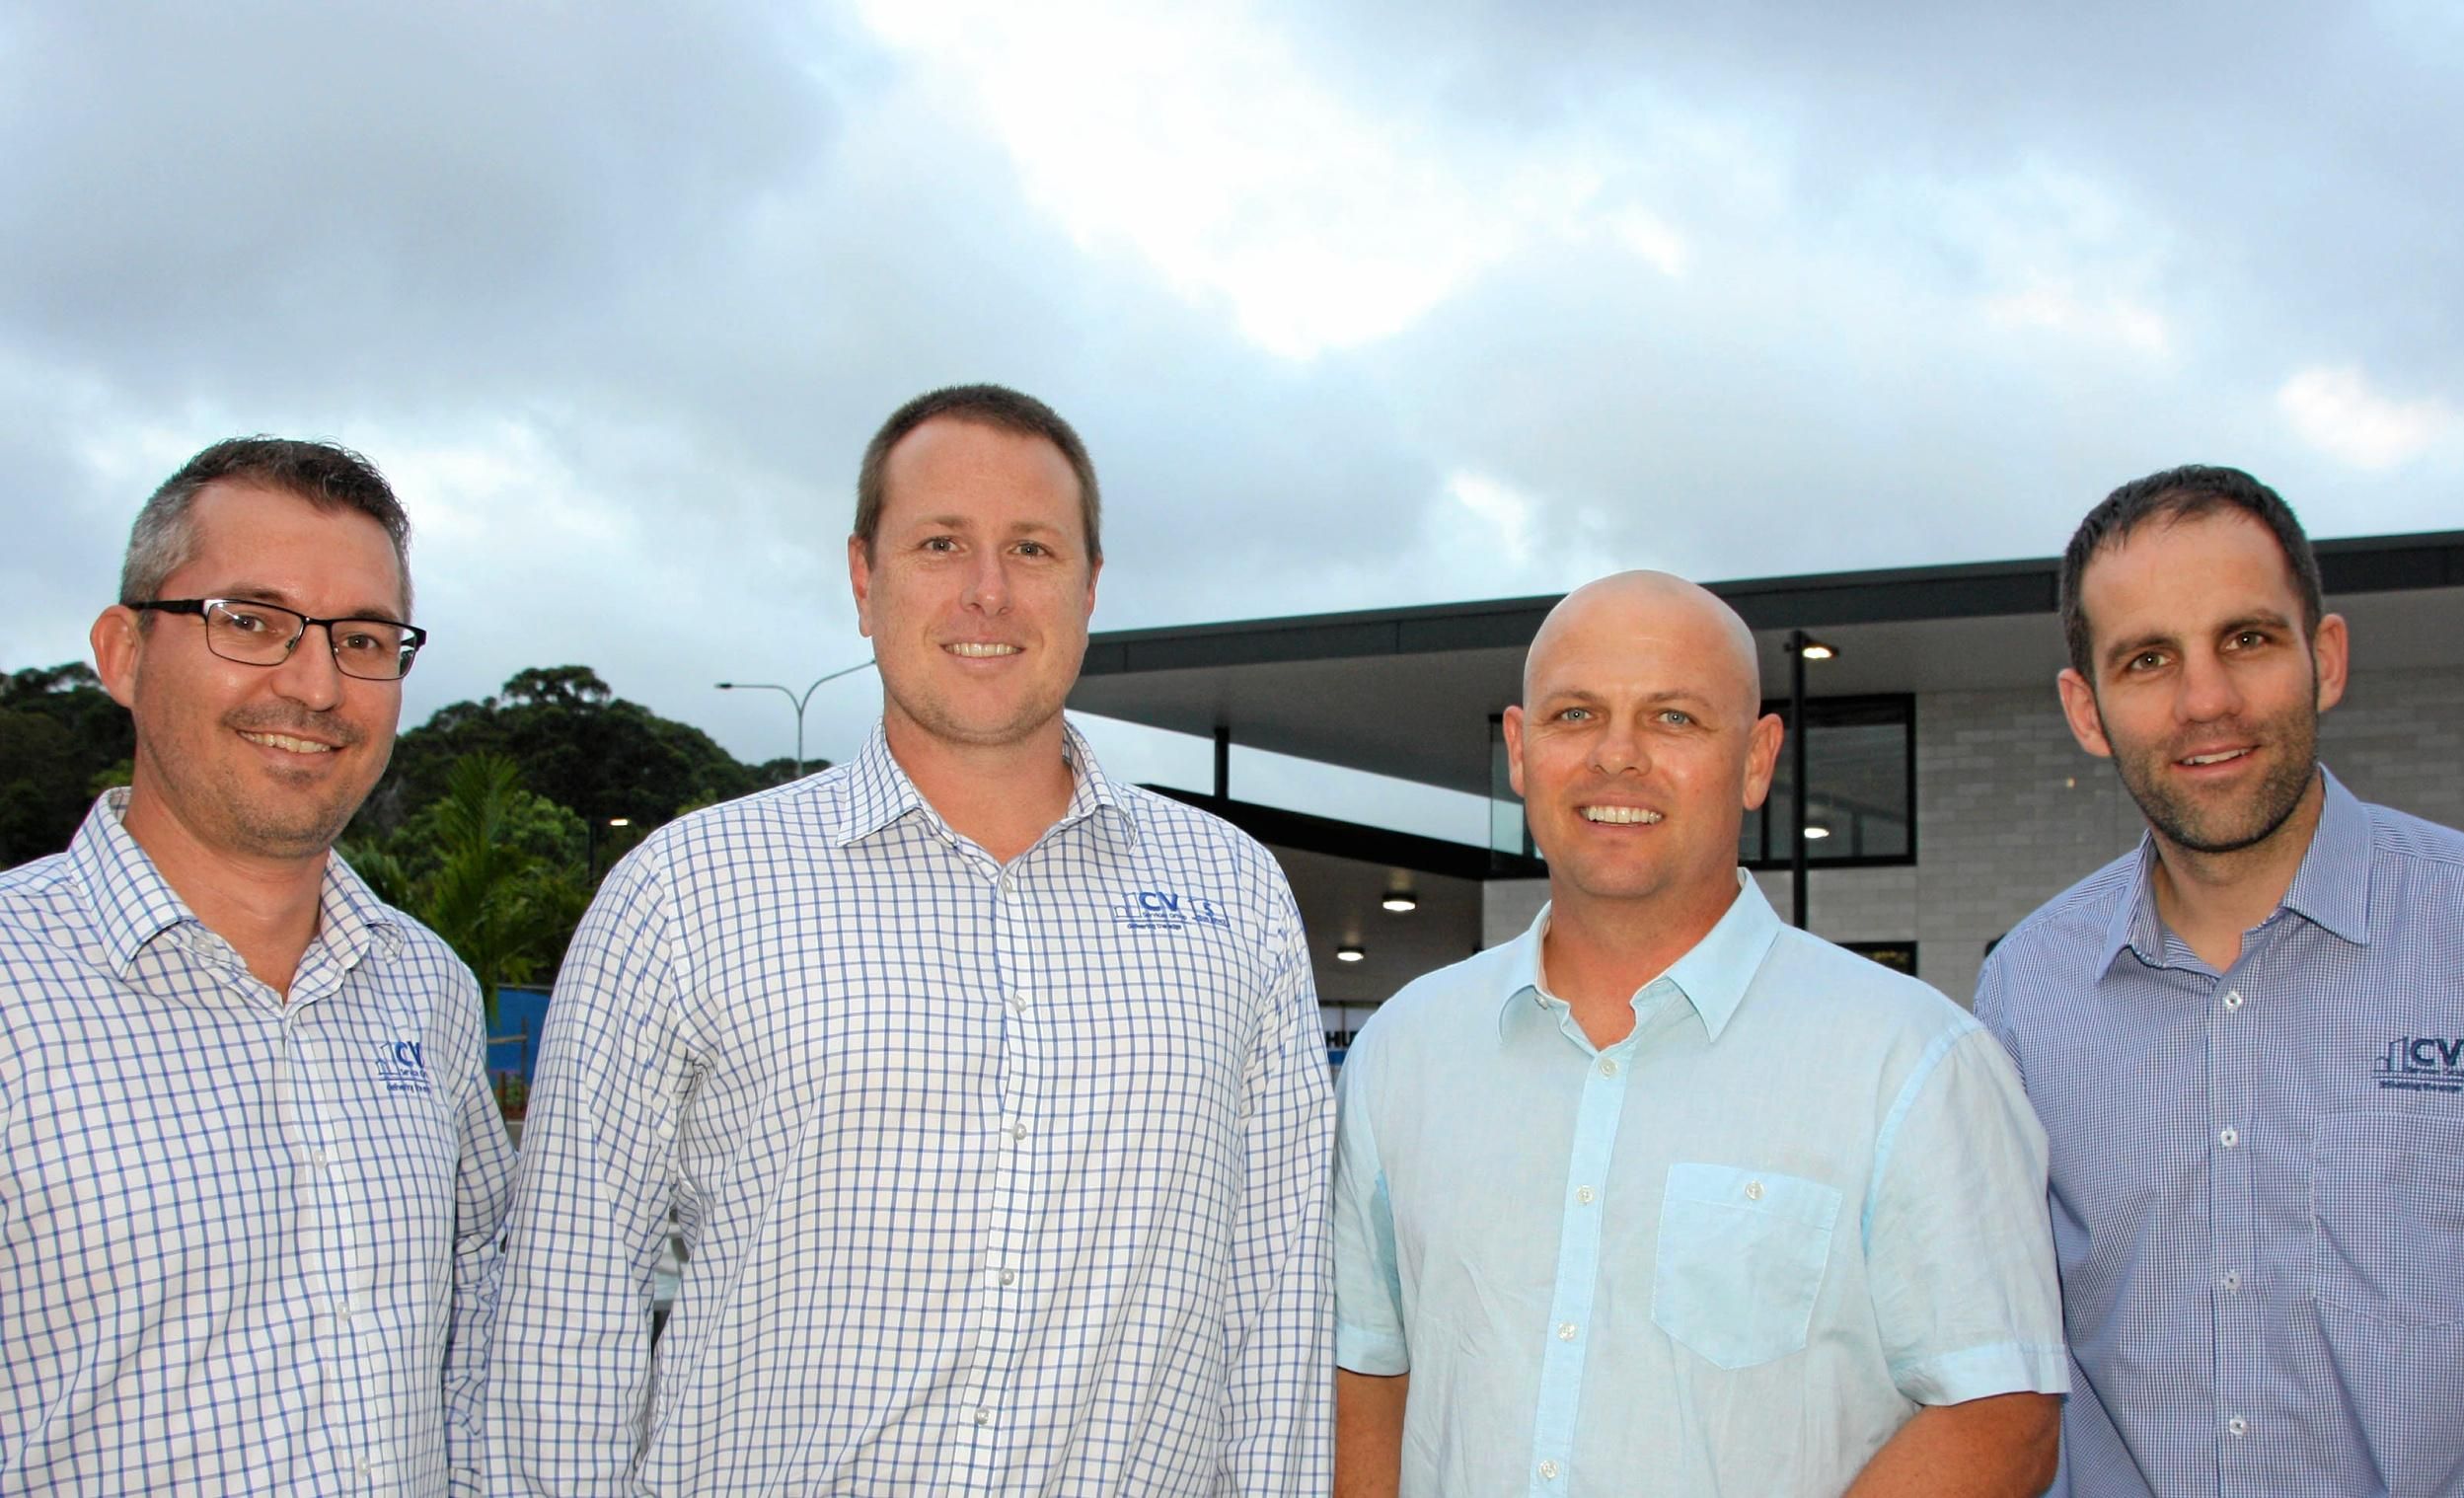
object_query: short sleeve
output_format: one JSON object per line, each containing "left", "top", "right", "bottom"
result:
{"left": 1331, "top": 1034, "right": 1408, "bottom": 1376}
{"left": 1863, "top": 1025, "right": 2069, "bottom": 1405}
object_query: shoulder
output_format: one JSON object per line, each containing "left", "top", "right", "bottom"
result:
{"left": 1348, "top": 942, "right": 1522, "bottom": 1068}
{"left": 0, "top": 849, "right": 78, "bottom": 923}
{"left": 2361, "top": 798, "right": 2464, "bottom": 875}
{"left": 1113, "top": 785, "right": 1297, "bottom": 900}
{"left": 1978, "top": 845, "right": 2142, "bottom": 992}
{"left": 1754, "top": 927, "right": 1981, "bottom": 1048}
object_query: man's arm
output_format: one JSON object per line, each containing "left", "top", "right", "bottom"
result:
{"left": 1844, "top": 1391, "right": 2059, "bottom": 1497}
{"left": 1860, "top": 1023, "right": 2068, "bottom": 1493}
{"left": 440, "top": 963, "right": 517, "bottom": 1497}
{"left": 1333, "top": 1370, "right": 1408, "bottom": 1498}
{"left": 485, "top": 849, "right": 696, "bottom": 1496}
{"left": 1218, "top": 882, "right": 1338, "bottom": 1494}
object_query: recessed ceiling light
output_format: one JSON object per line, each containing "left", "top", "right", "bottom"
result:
{"left": 1381, "top": 892, "right": 1418, "bottom": 913}
{"left": 1336, "top": 944, "right": 1366, "bottom": 962}
{"left": 1803, "top": 824, "right": 1830, "bottom": 840}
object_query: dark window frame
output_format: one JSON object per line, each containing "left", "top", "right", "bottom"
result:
{"left": 1741, "top": 693, "right": 1917, "bottom": 871}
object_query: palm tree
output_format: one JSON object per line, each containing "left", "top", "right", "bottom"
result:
{"left": 417, "top": 754, "right": 587, "bottom": 1025}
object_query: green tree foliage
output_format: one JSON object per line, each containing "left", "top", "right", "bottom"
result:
{"left": 362, "top": 753, "right": 589, "bottom": 1025}
{"left": 0, "top": 664, "right": 134, "bottom": 867}
{"left": 355, "top": 664, "right": 799, "bottom": 842}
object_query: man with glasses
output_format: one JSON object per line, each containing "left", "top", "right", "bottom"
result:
{"left": 0, "top": 437, "right": 513, "bottom": 1493}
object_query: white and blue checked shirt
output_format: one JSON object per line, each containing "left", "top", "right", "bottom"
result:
{"left": 488, "top": 719, "right": 1334, "bottom": 1496}
{"left": 1979, "top": 768, "right": 2464, "bottom": 1497}
{"left": 0, "top": 790, "right": 515, "bottom": 1495}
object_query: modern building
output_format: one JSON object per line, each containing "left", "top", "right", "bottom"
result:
{"left": 1067, "top": 531, "right": 2464, "bottom": 1043}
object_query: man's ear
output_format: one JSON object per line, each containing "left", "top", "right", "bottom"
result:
{"left": 91, "top": 606, "right": 143, "bottom": 710}
{"left": 2310, "top": 611, "right": 2349, "bottom": 713}
{"left": 1502, "top": 704, "right": 1528, "bottom": 799}
{"left": 848, "top": 535, "right": 876, "bottom": 638}
{"left": 2056, "top": 668, "right": 2113, "bottom": 759}
{"left": 1742, "top": 712, "right": 1784, "bottom": 810}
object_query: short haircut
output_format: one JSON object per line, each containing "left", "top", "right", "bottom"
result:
{"left": 121, "top": 436, "right": 413, "bottom": 617}
{"left": 2059, "top": 464, "right": 2323, "bottom": 678}
{"left": 853, "top": 384, "right": 1101, "bottom": 563}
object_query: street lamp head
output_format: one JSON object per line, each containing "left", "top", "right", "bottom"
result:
{"left": 715, "top": 682, "right": 735, "bottom": 690}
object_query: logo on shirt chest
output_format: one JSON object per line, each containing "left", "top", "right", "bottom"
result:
{"left": 372, "top": 1039, "right": 435, "bottom": 1095}
{"left": 1112, "top": 888, "right": 1232, "bottom": 934}
{"left": 2374, "top": 1035, "right": 2464, "bottom": 1094}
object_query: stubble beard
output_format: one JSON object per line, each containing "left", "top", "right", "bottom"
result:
{"left": 2108, "top": 702, "right": 2321, "bottom": 857}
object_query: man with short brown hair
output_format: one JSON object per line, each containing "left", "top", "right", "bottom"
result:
{"left": 0, "top": 437, "right": 513, "bottom": 1494}
{"left": 1979, "top": 464, "right": 2464, "bottom": 1496}
{"left": 491, "top": 385, "right": 1334, "bottom": 1495}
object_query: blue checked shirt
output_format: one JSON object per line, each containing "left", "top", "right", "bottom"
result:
{"left": 1978, "top": 768, "right": 2464, "bottom": 1497}
{"left": 487, "top": 719, "right": 1334, "bottom": 1496}
{"left": 0, "top": 791, "right": 515, "bottom": 1495}
{"left": 1335, "top": 874, "right": 2067, "bottom": 1497}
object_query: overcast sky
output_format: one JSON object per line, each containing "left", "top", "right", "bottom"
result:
{"left": 4, "top": 1, "right": 2459, "bottom": 835}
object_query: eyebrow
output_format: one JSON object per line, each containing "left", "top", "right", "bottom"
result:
{"left": 2100, "top": 609, "right": 2295, "bottom": 669}
{"left": 905, "top": 513, "right": 1067, "bottom": 535}
{"left": 214, "top": 584, "right": 409, "bottom": 626}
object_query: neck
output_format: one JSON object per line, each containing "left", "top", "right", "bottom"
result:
{"left": 2147, "top": 768, "right": 2326, "bottom": 971}
{"left": 1541, "top": 873, "right": 1742, "bottom": 1046}
{"left": 883, "top": 711, "right": 1079, "bottom": 864}
{"left": 116, "top": 784, "right": 329, "bottom": 1000}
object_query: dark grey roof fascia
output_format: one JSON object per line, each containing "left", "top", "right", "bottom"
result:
{"left": 1083, "top": 530, "right": 2464, "bottom": 678}
{"left": 1140, "top": 786, "right": 1547, "bottom": 881}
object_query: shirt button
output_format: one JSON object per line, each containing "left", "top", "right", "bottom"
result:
{"left": 1745, "top": 1180, "right": 1764, "bottom": 1201}
{"left": 1575, "top": 1186, "right": 1597, "bottom": 1205}
{"left": 1598, "top": 1058, "right": 1617, "bottom": 1078}
{"left": 974, "top": 1407, "right": 994, "bottom": 1427}
{"left": 999, "top": 1269, "right": 1017, "bottom": 1286}
{"left": 2221, "top": 1271, "right": 2241, "bottom": 1293}
{"left": 2227, "top": 1416, "right": 2248, "bottom": 1438}
{"left": 311, "top": 1148, "right": 333, "bottom": 1168}
{"left": 1538, "top": 1459, "right": 1561, "bottom": 1480}
{"left": 1008, "top": 1123, "right": 1028, "bottom": 1142}
{"left": 1556, "top": 1320, "right": 1577, "bottom": 1341}
{"left": 1008, "top": 991, "right": 1029, "bottom": 1012}
{"left": 2219, "top": 1127, "right": 2239, "bottom": 1148}
{"left": 2222, "top": 989, "right": 2245, "bottom": 1011}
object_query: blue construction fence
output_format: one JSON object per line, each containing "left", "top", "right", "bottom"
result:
{"left": 487, "top": 985, "right": 553, "bottom": 1116}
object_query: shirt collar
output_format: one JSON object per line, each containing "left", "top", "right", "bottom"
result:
{"left": 1495, "top": 870, "right": 1784, "bottom": 1044}
{"left": 65, "top": 788, "right": 401, "bottom": 977}
{"left": 2102, "top": 763, "right": 2373, "bottom": 969}
{"left": 833, "top": 715, "right": 1139, "bottom": 850}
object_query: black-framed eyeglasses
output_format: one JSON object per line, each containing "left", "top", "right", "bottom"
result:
{"left": 130, "top": 598, "right": 427, "bottom": 681}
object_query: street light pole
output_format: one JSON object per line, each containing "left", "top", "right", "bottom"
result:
{"left": 716, "top": 658, "right": 877, "bottom": 776}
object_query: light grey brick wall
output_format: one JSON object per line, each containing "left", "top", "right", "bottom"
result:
{"left": 1477, "top": 663, "right": 2464, "bottom": 1009}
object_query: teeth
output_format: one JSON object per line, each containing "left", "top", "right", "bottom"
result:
{"left": 1581, "top": 805, "right": 1662, "bottom": 824}
{"left": 2182, "top": 750, "right": 2248, "bottom": 766}
{"left": 241, "top": 731, "right": 334, "bottom": 754}
{"left": 946, "top": 642, "right": 1020, "bottom": 658}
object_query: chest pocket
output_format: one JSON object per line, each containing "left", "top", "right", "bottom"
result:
{"left": 2312, "top": 1110, "right": 2464, "bottom": 1329}
{"left": 1652, "top": 1162, "right": 1842, "bottom": 1370}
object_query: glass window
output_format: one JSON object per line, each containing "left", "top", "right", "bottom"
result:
{"left": 1740, "top": 695, "right": 1914, "bottom": 867}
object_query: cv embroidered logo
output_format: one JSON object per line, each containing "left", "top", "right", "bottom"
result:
{"left": 1113, "top": 889, "right": 1232, "bottom": 933}
{"left": 373, "top": 1039, "right": 435, "bottom": 1095}
{"left": 2373, "top": 1036, "right": 2464, "bottom": 1095}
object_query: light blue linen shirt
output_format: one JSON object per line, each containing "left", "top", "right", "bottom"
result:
{"left": 1978, "top": 768, "right": 2464, "bottom": 1497}
{"left": 1335, "top": 873, "right": 2067, "bottom": 1497}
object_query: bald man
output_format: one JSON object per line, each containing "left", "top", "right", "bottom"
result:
{"left": 1331, "top": 572, "right": 2068, "bottom": 1497}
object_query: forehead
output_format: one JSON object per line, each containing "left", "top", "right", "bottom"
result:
{"left": 877, "top": 417, "right": 1083, "bottom": 528}
{"left": 165, "top": 481, "right": 407, "bottom": 612}
{"left": 1528, "top": 594, "right": 1756, "bottom": 708}
{"left": 2080, "top": 509, "right": 2302, "bottom": 635}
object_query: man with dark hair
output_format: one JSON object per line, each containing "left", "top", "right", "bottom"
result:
{"left": 1979, "top": 464, "right": 2464, "bottom": 1495}
{"left": 491, "top": 384, "right": 1333, "bottom": 1495}
{"left": 0, "top": 437, "right": 513, "bottom": 1492}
